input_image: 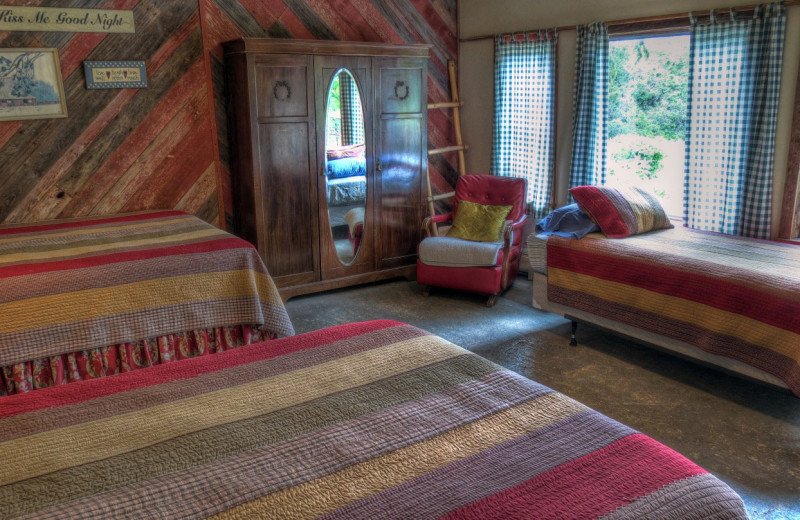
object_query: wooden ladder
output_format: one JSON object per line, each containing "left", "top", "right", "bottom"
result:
{"left": 426, "top": 60, "right": 468, "bottom": 235}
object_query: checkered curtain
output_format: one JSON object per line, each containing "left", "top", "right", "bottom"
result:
{"left": 492, "top": 29, "right": 558, "bottom": 218}
{"left": 339, "top": 72, "right": 364, "bottom": 146}
{"left": 684, "top": 3, "right": 785, "bottom": 238}
{"left": 569, "top": 23, "right": 609, "bottom": 193}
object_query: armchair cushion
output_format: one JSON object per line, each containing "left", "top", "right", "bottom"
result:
{"left": 418, "top": 236, "right": 504, "bottom": 267}
{"left": 446, "top": 201, "right": 512, "bottom": 242}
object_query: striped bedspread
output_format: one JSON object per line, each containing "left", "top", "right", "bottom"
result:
{"left": 547, "top": 227, "right": 800, "bottom": 395}
{"left": 0, "top": 321, "right": 747, "bottom": 519}
{"left": 0, "top": 211, "right": 294, "bottom": 368}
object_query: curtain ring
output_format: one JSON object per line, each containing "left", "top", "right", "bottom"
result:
{"left": 689, "top": 12, "right": 697, "bottom": 25}
{"left": 729, "top": 7, "right": 737, "bottom": 21}
{"left": 710, "top": 8, "right": 717, "bottom": 23}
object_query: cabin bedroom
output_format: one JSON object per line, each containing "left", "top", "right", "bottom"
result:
{"left": 0, "top": 0, "right": 798, "bottom": 519}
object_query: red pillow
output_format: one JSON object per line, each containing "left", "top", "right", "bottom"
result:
{"left": 569, "top": 185, "right": 673, "bottom": 238}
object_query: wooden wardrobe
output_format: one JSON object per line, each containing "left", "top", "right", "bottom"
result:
{"left": 224, "top": 39, "right": 429, "bottom": 300}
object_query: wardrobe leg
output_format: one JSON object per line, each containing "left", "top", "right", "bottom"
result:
{"left": 569, "top": 320, "right": 578, "bottom": 346}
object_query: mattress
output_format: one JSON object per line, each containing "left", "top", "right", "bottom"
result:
{"left": 540, "top": 227, "right": 800, "bottom": 395}
{"left": 327, "top": 175, "right": 366, "bottom": 206}
{"left": 0, "top": 320, "right": 747, "bottom": 519}
{"left": 0, "top": 210, "right": 294, "bottom": 395}
{"left": 526, "top": 232, "right": 549, "bottom": 274}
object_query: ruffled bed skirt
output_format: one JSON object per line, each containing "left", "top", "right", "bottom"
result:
{"left": 1, "top": 324, "right": 274, "bottom": 396}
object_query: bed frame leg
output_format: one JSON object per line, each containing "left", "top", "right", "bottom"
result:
{"left": 569, "top": 320, "right": 578, "bottom": 346}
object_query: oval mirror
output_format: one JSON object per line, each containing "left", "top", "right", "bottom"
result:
{"left": 324, "top": 69, "right": 366, "bottom": 266}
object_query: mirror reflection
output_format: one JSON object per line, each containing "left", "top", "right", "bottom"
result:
{"left": 325, "top": 69, "right": 366, "bottom": 265}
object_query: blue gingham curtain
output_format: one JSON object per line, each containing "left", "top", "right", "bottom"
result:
{"left": 569, "top": 23, "right": 609, "bottom": 192}
{"left": 684, "top": 3, "right": 785, "bottom": 238}
{"left": 339, "top": 72, "right": 364, "bottom": 146}
{"left": 492, "top": 29, "right": 558, "bottom": 218}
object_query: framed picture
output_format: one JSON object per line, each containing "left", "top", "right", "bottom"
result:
{"left": 84, "top": 61, "right": 147, "bottom": 89}
{"left": 0, "top": 48, "right": 67, "bottom": 121}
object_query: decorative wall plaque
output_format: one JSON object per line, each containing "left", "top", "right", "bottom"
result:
{"left": 0, "top": 7, "right": 135, "bottom": 33}
{"left": 84, "top": 61, "right": 147, "bottom": 89}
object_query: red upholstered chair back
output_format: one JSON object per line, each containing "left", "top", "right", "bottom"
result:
{"left": 453, "top": 175, "right": 527, "bottom": 222}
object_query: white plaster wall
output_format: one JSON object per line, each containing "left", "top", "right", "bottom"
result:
{"left": 459, "top": 0, "right": 800, "bottom": 234}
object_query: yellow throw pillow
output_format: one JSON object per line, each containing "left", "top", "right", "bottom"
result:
{"left": 446, "top": 200, "right": 513, "bottom": 242}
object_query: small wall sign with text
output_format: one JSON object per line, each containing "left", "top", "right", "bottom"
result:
{"left": 0, "top": 7, "right": 134, "bottom": 33}
{"left": 84, "top": 61, "right": 147, "bottom": 89}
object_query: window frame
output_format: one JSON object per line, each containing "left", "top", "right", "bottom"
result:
{"left": 779, "top": 66, "right": 800, "bottom": 239}
{"left": 609, "top": 16, "right": 800, "bottom": 238}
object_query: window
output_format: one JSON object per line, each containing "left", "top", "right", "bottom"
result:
{"left": 492, "top": 31, "right": 558, "bottom": 218}
{"left": 606, "top": 34, "right": 689, "bottom": 217}
{"left": 570, "top": 6, "right": 785, "bottom": 238}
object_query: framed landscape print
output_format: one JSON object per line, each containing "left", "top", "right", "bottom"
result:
{"left": 0, "top": 48, "right": 67, "bottom": 121}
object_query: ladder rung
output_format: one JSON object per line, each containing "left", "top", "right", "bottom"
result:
{"left": 427, "top": 101, "right": 465, "bottom": 109}
{"left": 427, "top": 191, "right": 456, "bottom": 202}
{"left": 428, "top": 144, "right": 469, "bottom": 156}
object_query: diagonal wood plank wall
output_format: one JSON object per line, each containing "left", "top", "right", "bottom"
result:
{"left": 0, "top": 0, "right": 222, "bottom": 225}
{"left": 0, "top": 0, "right": 457, "bottom": 227}
{"left": 201, "top": 0, "right": 459, "bottom": 227}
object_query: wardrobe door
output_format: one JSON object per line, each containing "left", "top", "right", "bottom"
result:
{"left": 315, "top": 55, "right": 374, "bottom": 280}
{"left": 250, "top": 54, "right": 319, "bottom": 287}
{"left": 373, "top": 56, "right": 427, "bottom": 270}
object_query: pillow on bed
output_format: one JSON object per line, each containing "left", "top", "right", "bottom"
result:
{"left": 569, "top": 185, "right": 673, "bottom": 238}
{"left": 446, "top": 201, "right": 512, "bottom": 242}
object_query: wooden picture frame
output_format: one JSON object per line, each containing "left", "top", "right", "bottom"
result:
{"left": 0, "top": 48, "right": 67, "bottom": 121}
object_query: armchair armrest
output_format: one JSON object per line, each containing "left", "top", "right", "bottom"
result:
{"left": 502, "top": 214, "right": 528, "bottom": 243}
{"left": 422, "top": 212, "right": 454, "bottom": 237}
{"left": 500, "top": 213, "right": 527, "bottom": 290}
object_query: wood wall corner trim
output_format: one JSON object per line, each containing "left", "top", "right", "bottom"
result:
{"left": 778, "top": 60, "right": 800, "bottom": 239}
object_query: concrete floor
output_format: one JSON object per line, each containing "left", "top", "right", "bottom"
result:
{"left": 285, "top": 276, "right": 800, "bottom": 520}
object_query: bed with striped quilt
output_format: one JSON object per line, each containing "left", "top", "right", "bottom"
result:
{"left": 0, "top": 210, "right": 294, "bottom": 395}
{"left": 546, "top": 226, "right": 800, "bottom": 396}
{"left": 0, "top": 320, "right": 746, "bottom": 519}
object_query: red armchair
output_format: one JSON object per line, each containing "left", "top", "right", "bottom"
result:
{"left": 417, "top": 174, "right": 528, "bottom": 306}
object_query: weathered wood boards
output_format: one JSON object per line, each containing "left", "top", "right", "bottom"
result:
{"left": 0, "top": 0, "right": 457, "bottom": 228}
{"left": 0, "top": 0, "right": 220, "bottom": 225}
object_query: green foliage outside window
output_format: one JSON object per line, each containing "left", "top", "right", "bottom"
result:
{"left": 607, "top": 36, "right": 689, "bottom": 216}
{"left": 614, "top": 142, "right": 664, "bottom": 180}
{"left": 608, "top": 40, "right": 689, "bottom": 141}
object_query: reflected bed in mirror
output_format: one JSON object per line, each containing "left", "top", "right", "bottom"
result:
{"left": 325, "top": 68, "right": 366, "bottom": 265}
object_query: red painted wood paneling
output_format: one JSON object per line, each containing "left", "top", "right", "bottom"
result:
{"left": 0, "top": 0, "right": 457, "bottom": 227}
{"left": 0, "top": 1, "right": 220, "bottom": 225}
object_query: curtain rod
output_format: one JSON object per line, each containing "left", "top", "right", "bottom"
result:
{"left": 459, "top": 0, "right": 800, "bottom": 42}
